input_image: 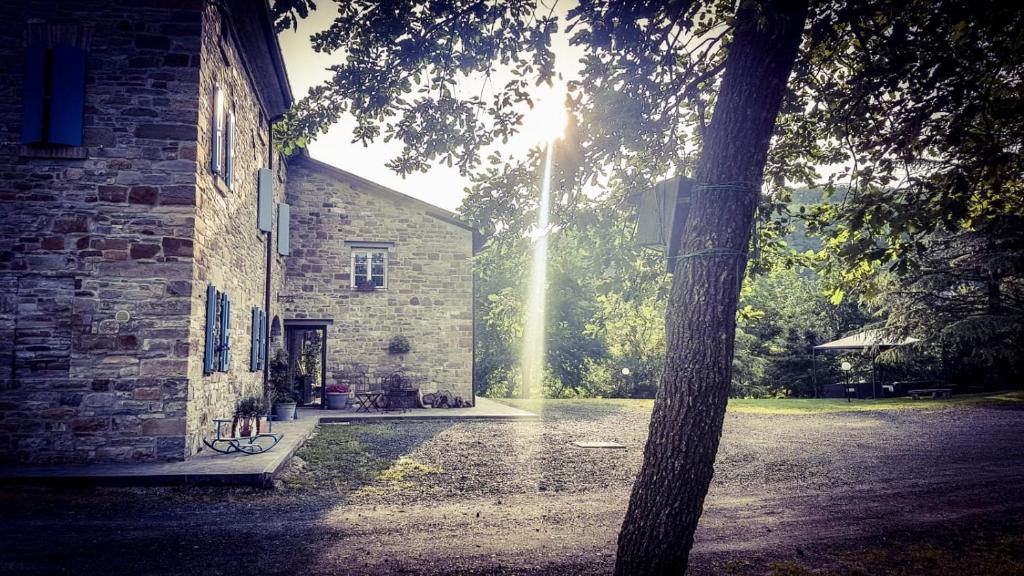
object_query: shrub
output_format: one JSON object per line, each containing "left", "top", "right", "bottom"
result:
{"left": 326, "top": 383, "right": 351, "bottom": 394}
{"left": 388, "top": 335, "right": 411, "bottom": 354}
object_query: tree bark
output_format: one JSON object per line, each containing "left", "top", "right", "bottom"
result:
{"left": 614, "top": 1, "right": 809, "bottom": 574}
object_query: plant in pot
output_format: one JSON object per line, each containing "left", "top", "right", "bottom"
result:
{"left": 272, "top": 389, "right": 297, "bottom": 422}
{"left": 269, "top": 349, "right": 296, "bottom": 421}
{"left": 388, "top": 335, "right": 411, "bottom": 355}
{"left": 233, "top": 395, "right": 265, "bottom": 438}
{"left": 325, "top": 383, "right": 351, "bottom": 409}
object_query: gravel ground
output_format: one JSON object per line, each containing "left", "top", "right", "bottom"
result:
{"left": 2, "top": 400, "right": 1023, "bottom": 575}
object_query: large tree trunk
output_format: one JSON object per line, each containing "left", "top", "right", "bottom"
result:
{"left": 614, "top": 0, "right": 809, "bottom": 574}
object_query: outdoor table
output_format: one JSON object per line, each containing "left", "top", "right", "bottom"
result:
{"left": 354, "top": 391, "right": 384, "bottom": 413}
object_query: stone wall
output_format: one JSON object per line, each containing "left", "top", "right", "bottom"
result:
{"left": 0, "top": 0, "right": 204, "bottom": 463}
{"left": 282, "top": 157, "right": 474, "bottom": 399}
{"left": 184, "top": 3, "right": 287, "bottom": 457}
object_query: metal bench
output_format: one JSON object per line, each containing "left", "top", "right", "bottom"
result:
{"left": 202, "top": 418, "right": 283, "bottom": 455}
{"left": 908, "top": 388, "right": 952, "bottom": 400}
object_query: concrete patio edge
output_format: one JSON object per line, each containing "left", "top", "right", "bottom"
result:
{"left": 0, "top": 398, "right": 535, "bottom": 489}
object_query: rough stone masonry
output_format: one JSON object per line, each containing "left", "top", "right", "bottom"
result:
{"left": 0, "top": 0, "right": 473, "bottom": 464}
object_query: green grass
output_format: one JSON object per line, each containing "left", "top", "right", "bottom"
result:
{"left": 495, "top": 391, "right": 1024, "bottom": 415}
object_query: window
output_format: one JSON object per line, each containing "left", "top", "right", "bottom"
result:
{"left": 224, "top": 109, "right": 235, "bottom": 188}
{"left": 351, "top": 248, "right": 388, "bottom": 289}
{"left": 211, "top": 85, "right": 224, "bottom": 174}
{"left": 21, "top": 43, "right": 86, "bottom": 147}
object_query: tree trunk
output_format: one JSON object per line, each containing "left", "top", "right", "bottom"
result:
{"left": 614, "top": 1, "right": 809, "bottom": 574}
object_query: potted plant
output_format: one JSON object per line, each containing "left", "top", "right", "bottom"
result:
{"left": 388, "top": 335, "right": 411, "bottom": 355}
{"left": 272, "top": 389, "right": 297, "bottom": 422}
{"left": 233, "top": 395, "right": 265, "bottom": 437}
{"left": 326, "top": 383, "right": 351, "bottom": 409}
{"left": 269, "top": 349, "right": 296, "bottom": 421}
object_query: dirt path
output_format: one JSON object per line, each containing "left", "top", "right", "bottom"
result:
{"left": 2, "top": 403, "right": 1023, "bottom": 575}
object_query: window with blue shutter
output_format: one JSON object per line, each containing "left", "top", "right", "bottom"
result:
{"left": 48, "top": 45, "right": 86, "bottom": 146}
{"left": 277, "top": 203, "right": 291, "bottom": 256}
{"left": 203, "top": 284, "right": 217, "bottom": 375}
{"left": 250, "top": 307, "right": 259, "bottom": 371}
{"left": 224, "top": 109, "right": 235, "bottom": 189}
{"left": 258, "top": 310, "right": 267, "bottom": 370}
{"left": 211, "top": 86, "right": 224, "bottom": 174}
{"left": 218, "top": 292, "right": 231, "bottom": 372}
{"left": 21, "top": 43, "right": 86, "bottom": 146}
{"left": 21, "top": 45, "right": 47, "bottom": 145}
{"left": 257, "top": 169, "right": 273, "bottom": 231}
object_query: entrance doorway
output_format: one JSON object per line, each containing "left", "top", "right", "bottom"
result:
{"left": 283, "top": 319, "right": 332, "bottom": 408}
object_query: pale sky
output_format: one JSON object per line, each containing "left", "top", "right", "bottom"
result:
{"left": 277, "top": 1, "right": 583, "bottom": 212}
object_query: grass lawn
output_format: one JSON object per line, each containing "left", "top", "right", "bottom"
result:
{"left": 496, "top": 390, "right": 1024, "bottom": 415}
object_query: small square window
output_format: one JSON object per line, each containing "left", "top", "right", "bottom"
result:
{"left": 351, "top": 248, "right": 388, "bottom": 289}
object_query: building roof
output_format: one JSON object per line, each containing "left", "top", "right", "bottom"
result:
{"left": 288, "top": 153, "right": 473, "bottom": 232}
{"left": 813, "top": 330, "right": 921, "bottom": 351}
{"left": 225, "top": 0, "right": 293, "bottom": 118}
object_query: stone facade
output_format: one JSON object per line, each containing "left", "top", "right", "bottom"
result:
{"left": 183, "top": 2, "right": 288, "bottom": 458}
{"left": 0, "top": 0, "right": 290, "bottom": 463}
{"left": 0, "top": 1, "right": 473, "bottom": 465}
{"left": 282, "top": 157, "right": 474, "bottom": 398}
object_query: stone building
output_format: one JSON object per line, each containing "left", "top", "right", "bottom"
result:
{"left": 0, "top": 1, "right": 473, "bottom": 464}
{"left": 282, "top": 155, "right": 473, "bottom": 394}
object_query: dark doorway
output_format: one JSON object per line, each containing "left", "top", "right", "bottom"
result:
{"left": 283, "top": 319, "right": 332, "bottom": 408}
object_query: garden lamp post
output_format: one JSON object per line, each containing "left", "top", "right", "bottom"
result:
{"left": 841, "top": 361, "right": 853, "bottom": 402}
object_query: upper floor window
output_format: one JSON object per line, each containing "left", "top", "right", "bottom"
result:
{"left": 211, "top": 85, "right": 224, "bottom": 174}
{"left": 351, "top": 248, "right": 388, "bottom": 289}
{"left": 21, "top": 43, "right": 86, "bottom": 147}
{"left": 210, "top": 85, "right": 236, "bottom": 189}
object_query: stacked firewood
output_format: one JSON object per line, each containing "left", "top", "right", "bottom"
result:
{"left": 421, "top": 389, "right": 471, "bottom": 408}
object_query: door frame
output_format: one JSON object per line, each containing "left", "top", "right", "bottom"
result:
{"left": 283, "top": 319, "right": 332, "bottom": 408}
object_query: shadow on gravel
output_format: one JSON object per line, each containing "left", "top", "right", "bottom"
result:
{"left": 0, "top": 420, "right": 457, "bottom": 576}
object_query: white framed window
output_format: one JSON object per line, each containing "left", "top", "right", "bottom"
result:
{"left": 351, "top": 248, "right": 388, "bottom": 289}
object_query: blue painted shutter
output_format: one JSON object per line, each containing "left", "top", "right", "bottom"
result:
{"left": 258, "top": 310, "right": 267, "bottom": 370}
{"left": 20, "top": 44, "right": 47, "bottom": 145}
{"left": 219, "top": 292, "right": 231, "bottom": 372}
{"left": 224, "top": 110, "right": 235, "bottom": 188}
{"left": 203, "top": 284, "right": 217, "bottom": 375}
{"left": 277, "top": 203, "right": 290, "bottom": 255}
{"left": 48, "top": 44, "right": 86, "bottom": 146}
{"left": 257, "top": 168, "right": 273, "bottom": 231}
{"left": 211, "top": 86, "right": 223, "bottom": 173}
{"left": 250, "top": 307, "right": 259, "bottom": 371}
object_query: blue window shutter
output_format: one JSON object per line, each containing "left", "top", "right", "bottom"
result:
{"left": 258, "top": 310, "right": 267, "bottom": 370}
{"left": 277, "top": 203, "right": 290, "bottom": 255}
{"left": 211, "top": 86, "right": 223, "bottom": 173}
{"left": 219, "top": 292, "right": 231, "bottom": 372}
{"left": 225, "top": 110, "right": 235, "bottom": 188}
{"left": 21, "top": 44, "right": 47, "bottom": 145}
{"left": 257, "top": 168, "right": 273, "bottom": 232}
{"left": 48, "top": 44, "right": 86, "bottom": 146}
{"left": 250, "top": 307, "right": 259, "bottom": 371}
{"left": 204, "top": 284, "right": 217, "bottom": 375}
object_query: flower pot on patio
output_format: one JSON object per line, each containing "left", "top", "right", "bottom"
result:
{"left": 274, "top": 401, "right": 296, "bottom": 421}
{"left": 326, "top": 383, "right": 352, "bottom": 409}
{"left": 326, "top": 393, "right": 350, "bottom": 409}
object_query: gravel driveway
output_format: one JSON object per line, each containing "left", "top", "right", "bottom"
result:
{"left": 2, "top": 400, "right": 1022, "bottom": 575}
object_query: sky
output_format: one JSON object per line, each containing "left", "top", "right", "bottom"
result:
{"left": 276, "top": 1, "right": 583, "bottom": 213}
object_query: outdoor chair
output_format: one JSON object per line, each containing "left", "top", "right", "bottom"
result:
{"left": 381, "top": 371, "right": 423, "bottom": 413}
